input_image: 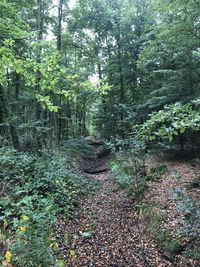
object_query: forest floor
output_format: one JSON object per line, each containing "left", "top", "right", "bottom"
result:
{"left": 55, "top": 144, "right": 200, "bottom": 267}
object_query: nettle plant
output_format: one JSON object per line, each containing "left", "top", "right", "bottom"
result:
{"left": 136, "top": 100, "right": 200, "bottom": 147}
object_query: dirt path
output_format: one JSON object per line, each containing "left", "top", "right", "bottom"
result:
{"left": 56, "top": 158, "right": 176, "bottom": 267}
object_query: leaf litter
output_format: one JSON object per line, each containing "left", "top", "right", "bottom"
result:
{"left": 55, "top": 153, "right": 200, "bottom": 266}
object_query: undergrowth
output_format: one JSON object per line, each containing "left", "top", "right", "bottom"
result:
{"left": 0, "top": 143, "right": 95, "bottom": 267}
{"left": 136, "top": 202, "right": 183, "bottom": 256}
{"left": 111, "top": 158, "right": 167, "bottom": 199}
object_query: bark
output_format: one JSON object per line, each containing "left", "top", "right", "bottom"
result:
{"left": 57, "top": 0, "right": 63, "bottom": 143}
{"left": 116, "top": 28, "right": 125, "bottom": 139}
{"left": 57, "top": 0, "right": 63, "bottom": 51}
{"left": 35, "top": 0, "right": 43, "bottom": 121}
{"left": 98, "top": 63, "right": 107, "bottom": 117}
{"left": 0, "top": 84, "right": 20, "bottom": 149}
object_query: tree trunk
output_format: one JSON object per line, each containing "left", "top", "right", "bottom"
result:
{"left": 116, "top": 29, "right": 125, "bottom": 139}
{"left": 0, "top": 84, "right": 20, "bottom": 149}
{"left": 57, "top": 0, "right": 63, "bottom": 143}
{"left": 35, "top": 0, "right": 43, "bottom": 121}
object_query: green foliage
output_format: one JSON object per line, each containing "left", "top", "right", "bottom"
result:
{"left": 138, "top": 0, "right": 200, "bottom": 112}
{"left": 137, "top": 101, "right": 200, "bottom": 142}
{"left": 136, "top": 202, "right": 165, "bottom": 233}
{"left": 145, "top": 165, "right": 168, "bottom": 181}
{"left": 110, "top": 137, "right": 168, "bottom": 198}
{"left": 111, "top": 158, "right": 148, "bottom": 197}
{"left": 184, "top": 248, "right": 200, "bottom": 261}
{"left": 173, "top": 188, "right": 200, "bottom": 260}
{"left": 109, "top": 137, "right": 146, "bottom": 193}
{"left": 12, "top": 203, "right": 57, "bottom": 267}
{"left": 156, "top": 230, "right": 183, "bottom": 255}
{"left": 111, "top": 160, "right": 134, "bottom": 189}
{"left": 0, "top": 147, "right": 89, "bottom": 218}
{"left": 137, "top": 202, "right": 182, "bottom": 255}
{"left": 0, "top": 146, "right": 93, "bottom": 266}
{"left": 174, "top": 188, "right": 200, "bottom": 239}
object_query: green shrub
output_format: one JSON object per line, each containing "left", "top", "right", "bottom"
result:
{"left": 184, "top": 248, "right": 200, "bottom": 260}
{"left": 0, "top": 147, "right": 90, "bottom": 217}
{"left": 11, "top": 198, "right": 57, "bottom": 267}
{"left": 172, "top": 188, "right": 200, "bottom": 260}
{"left": 156, "top": 230, "right": 183, "bottom": 255}
{"left": 0, "top": 146, "right": 94, "bottom": 266}
{"left": 136, "top": 100, "right": 200, "bottom": 143}
{"left": 146, "top": 165, "right": 168, "bottom": 181}
{"left": 136, "top": 203, "right": 165, "bottom": 233}
{"left": 111, "top": 159, "right": 148, "bottom": 198}
{"left": 137, "top": 203, "right": 182, "bottom": 255}
{"left": 174, "top": 188, "right": 200, "bottom": 238}
{"left": 111, "top": 161, "right": 133, "bottom": 188}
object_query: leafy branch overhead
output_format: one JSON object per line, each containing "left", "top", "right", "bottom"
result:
{"left": 136, "top": 100, "right": 200, "bottom": 142}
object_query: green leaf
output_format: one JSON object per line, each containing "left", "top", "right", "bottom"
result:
{"left": 149, "top": 136, "right": 155, "bottom": 141}
{"left": 57, "top": 260, "right": 65, "bottom": 267}
{"left": 180, "top": 128, "right": 185, "bottom": 134}
{"left": 70, "top": 249, "right": 76, "bottom": 258}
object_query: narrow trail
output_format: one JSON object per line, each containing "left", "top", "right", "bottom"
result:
{"left": 56, "top": 143, "right": 175, "bottom": 266}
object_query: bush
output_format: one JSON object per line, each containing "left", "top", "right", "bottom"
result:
{"left": 109, "top": 138, "right": 147, "bottom": 198}
{"left": 111, "top": 159, "right": 147, "bottom": 198}
{"left": 156, "top": 230, "right": 183, "bottom": 255}
{"left": 136, "top": 100, "right": 200, "bottom": 149}
{"left": 0, "top": 147, "right": 89, "bottom": 218}
{"left": 173, "top": 188, "right": 200, "bottom": 260}
{"left": 11, "top": 198, "right": 57, "bottom": 267}
{"left": 174, "top": 188, "right": 200, "bottom": 239}
{"left": 111, "top": 161, "right": 167, "bottom": 198}
{"left": 0, "top": 146, "right": 93, "bottom": 266}
{"left": 137, "top": 203, "right": 182, "bottom": 255}
{"left": 136, "top": 202, "right": 165, "bottom": 233}
{"left": 145, "top": 165, "right": 168, "bottom": 181}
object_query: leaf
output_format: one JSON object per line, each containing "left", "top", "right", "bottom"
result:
{"left": 173, "top": 130, "right": 178, "bottom": 136}
{"left": 180, "top": 128, "right": 185, "bottom": 134}
{"left": 22, "top": 215, "right": 29, "bottom": 221}
{"left": 19, "top": 226, "right": 27, "bottom": 232}
{"left": 70, "top": 249, "right": 76, "bottom": 258}
{"left": 53, "top": 242, "right": 59, "bottom": 251}
{"left": 149, "top": 136, "right": 155, "bottom": 141}
{"left": 50, "top": 242, "right": 59, "bottom": 251}
{"left": 57, "top": 260, "right": 65, "bottom": 267}
{"left": 5, "top": 251, "right": 12, "bottom": 263}
{"left": 157, "top": 128, "right": 164, "bottom": 136}
{"left": 3, "top": 219, "right": 8, "bottom": 229}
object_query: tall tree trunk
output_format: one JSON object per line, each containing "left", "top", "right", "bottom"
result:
{"left": 35, "top": 0, "right": 43, "bottom": 121}
{"left": 0, "top": 84, "right": 20, "bottom": 149}
{"left": 116, "top": 29, "right": 125, "bottom": 138}
{"left": 33, "top": 0, "right": 44, "bottom": 149}
{"left": 14, "top": 72, "right": 21, "bottom": 117}
{"left": 57, "top": 0, "right": 63, "bottom": 143}
{"left": 57, "top": 0, "right": 63, "bottom": 51}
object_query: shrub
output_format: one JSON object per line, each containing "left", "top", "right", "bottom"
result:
{"left": 136, "top": 203, "right": 165, "bottom": 233}
{"left": 11, "top": 198, "right": 57, "bottom": 267}
{"left": 109, "top": 138, "right": 147, "bottom": 198}
{"left": 156, "top": 230, "right": 183, "bottom": 255}
{"left": 145, "top": 165, "right": 168, "bottom": 181}
{"left": 136, "top": 100, "right": 200, "bottom": 149}
{"left": 174, "top": 188, "right": 200, "bottom": 259}
{"left": 0, "top": 146, "right": 94, "bottom": 266}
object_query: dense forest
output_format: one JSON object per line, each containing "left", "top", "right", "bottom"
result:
{"left": 0, "top": 0, "right": 200, "bottom": 266}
